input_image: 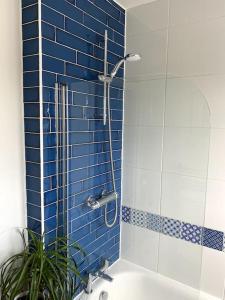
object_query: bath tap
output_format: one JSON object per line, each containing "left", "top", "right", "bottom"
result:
{"left": 85, "top": 260, "right": 113, "bottom": 294}
{"left": 96, "top": 271, "right": 113, "bottom": 282}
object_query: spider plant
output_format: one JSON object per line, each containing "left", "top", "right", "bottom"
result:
{"left": 0, "top": 229, "right": 86, "bottom": 300}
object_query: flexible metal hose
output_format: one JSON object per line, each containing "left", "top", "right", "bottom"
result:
{"left": 104, "top": 83, "right": 118, "bottom": 228}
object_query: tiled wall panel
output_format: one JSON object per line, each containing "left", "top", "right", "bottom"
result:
{"left": 22, "top": 1, "right": 42, "bottom": 235}
{"left": 22, "top": 0, "right": 125, "bottom": 280}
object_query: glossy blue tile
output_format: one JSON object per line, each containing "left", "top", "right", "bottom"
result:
{"left": 76, "top": 0, "right": 107, "bottom": 24}
{"left": 24, "top": 118, "right": 40, "bottom": 133}
{"left": 44, "top": 189, "right": 57, "bottom": 205}
{"left": 27, "top": 190, "right": 41, "bottom": 206}
{"left": 43, "top": 133, "right": 56, "bottom": 147}
{"left": 69, "top": 132, "right": 93, "bottom": 145}
{"left": 42, "top": 71, "right": 56, "bottom": 87}
{"left": 77, "top": 52, "right": 104, "bottom": 72}
{"left": 44, "top": 162, "right": 56, "bottom": 177}
{"left": 24, "top": 87, "right": 39, "bottom": 103}
{"left": 83, "top": 14, "right": 113, "bottom": 38}
{"left": 22, "top": 0, "right": 37, "bottom": 8}
{"left": 44, "top": 147, "right": 57, "bottom": 162}
{"left": 23, "top": 5, "right": 38, "bottom": 24}
{"left": 23, "top": 22, "right": 39, "bottom": 40}
{"left": 25, "top": 133, "right": 40, "bottom": 148}
{"left": 69, "top": 168, "right": 88, "bottom": 183}
{"left": 26, "top": 162, "right": 41, "bottom": 177}
{"left": 26, "top": 175, "right": 41, "bottom": 193}
{"left": 65, "top": 18, "right": 103, "bottom": 46}
{"left": 69, "top": 119, "right": 88, "bottom": 132}
{"left": 108, "top": 16, "right": 124, "bottom": 35}
{"left": 23, "top": 38, "right": 39, "bottom": 56}
{"left": 66, "top": 63, "right": 98, "bottom": 81}
{"left": 42, "top": 4, "right": 65, "bottom": 29}
{"left": 27, "top": 217, "right": 41, "bottom": 235}
{"left": 27, "top": 203, "right": 41, "bottom": 220}
{"left": 108, "top": 40, "right": 124, "bottom": 57}
{"left": 24, "top": 103, "right": 40, "bottom": 117}
{"left": 42, "top": 0, "right": 83, "bottom": 23}
{"left": 24, "top": 71, "right": 39, "bottom": 87}
{"left": 25, "top": 148, "right": 40, "bottom": 163}
{"left": 95, "top": 0, "right": 120, "bottom": 20}
{"left": 23, "top": 55, "right": 39, "bottom": 72}
{"left": 42, "top": 22, "right": 55, "bottom": 40}
{"left": 42, "top": 39, "right": 76, "bottom": 63}
{"left": 56, "top": 29, "right": 93, "bottom": 55}
{"left": 45, "top": 216, "right": 57, "bottom": 233}
{"left": 113, "top": 31, "right": 124, "bottom": 46}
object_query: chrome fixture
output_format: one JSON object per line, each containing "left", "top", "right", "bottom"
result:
{"left": 99, "top": 291, "right": 109, "bottom": 300}
{"left": 55, "top": 83, "right": 69, "bottom": 238}
{"left": 96, "top": 30, "right": 141, "bottom": 228}
{"left": 87, "top": 191, "right": 118, "bottom": 210}
{"left": 85, "top": 260, "right": 113, "bottom": 295}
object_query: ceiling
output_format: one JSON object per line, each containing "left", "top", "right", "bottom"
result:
{"left": 115, "top": 0, "right": 157, "bottom": 9}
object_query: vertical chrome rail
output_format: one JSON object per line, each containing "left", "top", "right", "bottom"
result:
{"left": 55, "top": 83, "right": 59, "bottom": 242}
{"left": 103, "top": 30, "right": 108, "bottom": 125}
{"left": 55, "top": 83, "right": 69, "bottom": 239}
{"left": 61, "top": 84, "right": 68, "bottom": 237}
{"left": 66, "top": 86, "right": 69, "bottom": 240}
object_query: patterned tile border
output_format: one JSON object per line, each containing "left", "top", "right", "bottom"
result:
{"left": 122, "top": 206, "right": 225, "bottom": 252}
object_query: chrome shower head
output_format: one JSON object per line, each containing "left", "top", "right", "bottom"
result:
{"left": 110, "top": 53, "right": 141, "bottom": 78}
{"left": 125, "top": 53, "right": 141, "bottom": 62}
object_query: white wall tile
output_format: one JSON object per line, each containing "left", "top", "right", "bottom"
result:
{"left": 158, "top": 235, "right": 203, "bottom": 289}
{"left": 163, "top": 127, "right": 210, "bottom": 178}
{"left": 170, "top": 0, "right": 225, "bottom": 27}
{"left": 165, "top": 78, "right": 210, "bottom": 128}
{"left": 205, "top": 179, "right": 225, "bottom": 231}
{"left": 125, "top": 79, "right": 165, "bottom": 127}
{"left": 126, "top": 29, "right": 168, "bottom": 80}
{"left": 127, "top": 0, "right": 169, "bottom": 35}
{"left": 135, "top": 168, "right": 161, "bottom": 214}
{"left": 137, "top": 126, "right": 163, "bottom": 171}
{"left": 208, "top": 128, "right": 225, "bottom": 180}
{"left": 122, "top": 164, "right": 136, "bottom": 208}
{"left": 121, "top": 223, "right": 159, "bottom": 272}
{"left": 161, "top": 172, "right": 206, "bottom": 225}
{"left": 200, "top": 247, "right": 225, "bottom": 299}
{"left": 124, "top": 83, "right": 138, "bottom": 126}
{"left": 121, "top": 222, "right": 134, "bottom": 261}
{"left": 123, "top": 125, "right": 138, "bottom": 167}
{"left": 186, "top": 75, "right": 225, "bottom": 129}
{"left": 167, "top": 18, "right": 225, "bottom": 77}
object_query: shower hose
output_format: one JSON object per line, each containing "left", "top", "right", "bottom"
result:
{"left": 104, "top": 83, "right": 118, "bottom": 228}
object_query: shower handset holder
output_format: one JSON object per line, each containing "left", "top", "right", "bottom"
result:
{"left": 86, "top": 191, "right": 118, "bottom": 210}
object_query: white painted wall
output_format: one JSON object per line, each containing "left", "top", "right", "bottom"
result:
{"left": 0, "top": 0, "right": 26, "bottom": 263}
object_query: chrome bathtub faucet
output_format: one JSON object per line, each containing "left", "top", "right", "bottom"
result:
{"left": 85, "top": 260, "right": 113, "bottom": 294}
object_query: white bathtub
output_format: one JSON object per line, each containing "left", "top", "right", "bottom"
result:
{"left": 78, "top": 259, "right": 219, "bottom": 300}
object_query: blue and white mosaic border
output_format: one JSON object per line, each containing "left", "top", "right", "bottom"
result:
{"left": 122, "top": 206, "right": 225, "bottom": 252}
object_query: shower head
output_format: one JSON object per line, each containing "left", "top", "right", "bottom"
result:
{"left": 110, "top": 53, "right": 141, "bottom": 78}
{"left": 125, "top": 53, "right": 141, "bottom": 62}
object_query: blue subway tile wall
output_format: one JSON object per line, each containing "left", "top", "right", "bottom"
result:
{"left": 22, "top": 0, "right": 125, "bottom": 281}
{"left": 22, "top": 1, "right": 124, "bottom": 289}
{"left": 122, "top": 206, "right": 225, "bottom": 252}
{"left": 41, "top": 0, "right": 125, "bottom": 274}
{"left": 22, "top": 2, "right": 42, "bottom": 235}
